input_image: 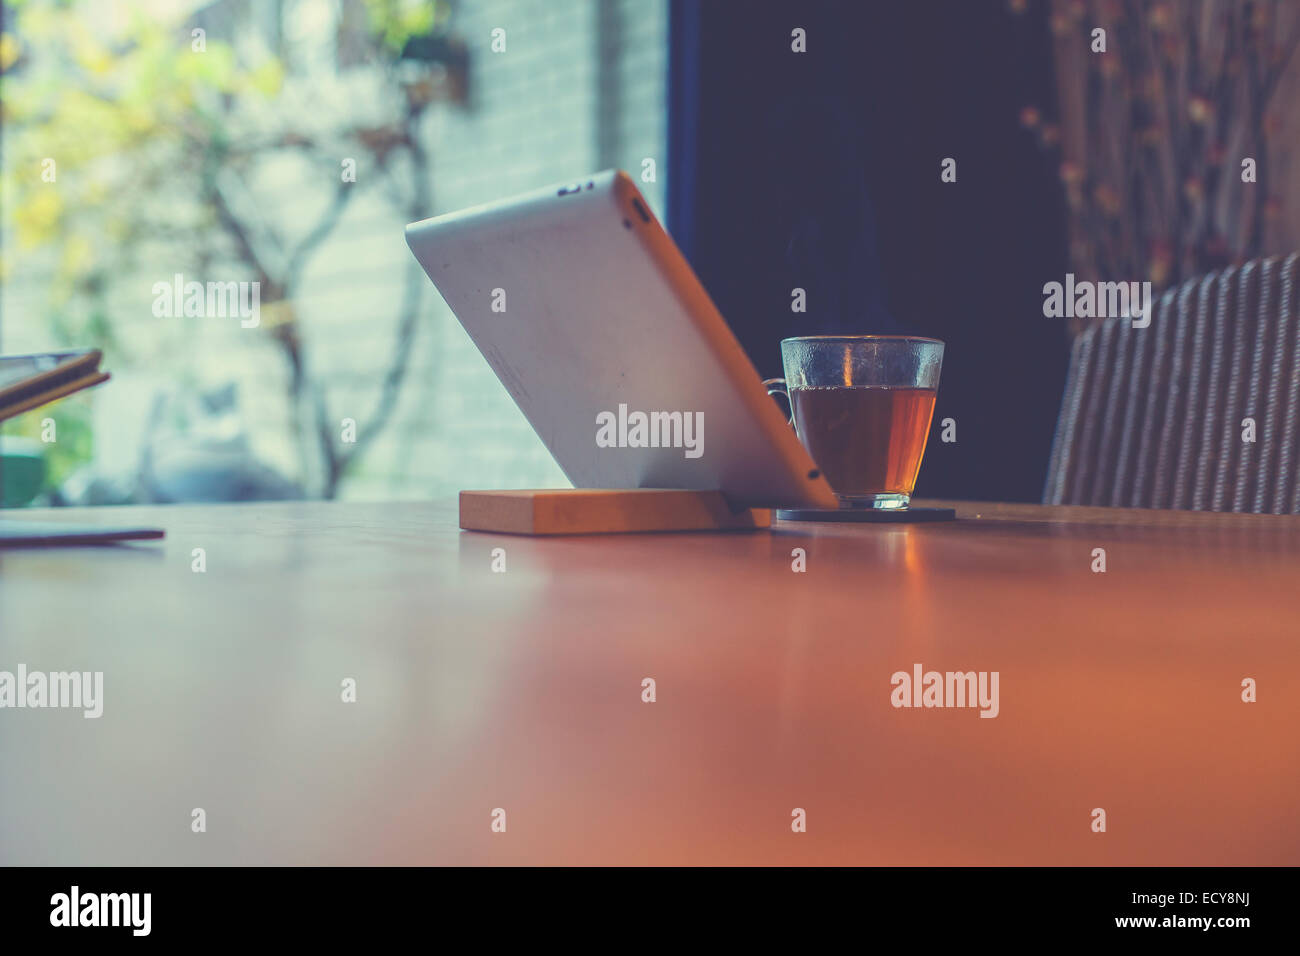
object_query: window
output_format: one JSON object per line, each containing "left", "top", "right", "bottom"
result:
{"left": 0, "top": 0, "right": 668, "bottom": 505}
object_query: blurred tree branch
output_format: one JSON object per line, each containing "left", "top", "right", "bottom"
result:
{"left": 1021, "top": 0, "right": 1300, "bottom": 334}
{"left": 1, "top": 0, "right": 467, "bottom": 497}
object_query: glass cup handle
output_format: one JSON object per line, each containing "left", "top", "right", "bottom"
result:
{"left": 762, "top": 377, "right": 794, "bottom": 427}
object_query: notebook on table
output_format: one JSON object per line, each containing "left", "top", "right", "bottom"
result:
{"left": 0, "top": 519, "right": 164, "bottom": 547}
{"left": 0, "top": 349, "right": 111, "bottom": 423}
{"left": 1, "top": 349, "right": 164, "bottom": 546}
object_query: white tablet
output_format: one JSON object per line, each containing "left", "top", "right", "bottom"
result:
{"left": 405, "top": 170, "right": 837, "bottom": 510}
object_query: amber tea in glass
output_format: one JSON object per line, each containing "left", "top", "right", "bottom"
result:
{"left": 764, "top": 336, "right": 944, "bottom": 510}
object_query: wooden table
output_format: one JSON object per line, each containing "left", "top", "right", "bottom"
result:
{"left": 1, "top": 499, "right": 1296, "bottom": 865}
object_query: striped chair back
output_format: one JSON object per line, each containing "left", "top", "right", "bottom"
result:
{"left": 1045, "top": 252, "right": 1300, "bottom": 512}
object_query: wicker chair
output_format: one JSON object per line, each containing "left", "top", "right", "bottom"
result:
{"left": 1045, "top": 252, "right": 1300, "bottom": 513}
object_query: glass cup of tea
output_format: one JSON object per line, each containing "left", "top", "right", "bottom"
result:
{"left": 763, "top": 335, "right": 944, "bottom": 510}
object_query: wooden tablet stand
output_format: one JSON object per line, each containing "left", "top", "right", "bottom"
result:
{"left": 459, "top": 489, "right": 771, "bottom": 535}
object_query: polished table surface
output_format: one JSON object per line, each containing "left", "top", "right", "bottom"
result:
{"left": 1, "top": 499, "right": 1297, "bottom": 865}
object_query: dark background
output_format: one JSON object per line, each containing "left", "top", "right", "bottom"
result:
{"left": 668, "top": 0, "right": 1070, "bottom": 502}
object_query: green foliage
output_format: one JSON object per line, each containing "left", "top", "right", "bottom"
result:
{"left": 1, "top": 398, "right": 94, "bottom": 495}
{"left": 1, "top": 3, "right": 288, "bottom": 334}
{"left": 363, "top": 0, "right": 449, "bottom": 54}
{"left": 2, "top": 0, "right": 456, "bottom": 500}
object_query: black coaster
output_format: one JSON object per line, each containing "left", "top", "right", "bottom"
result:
{"left": 775, "top": 506, "right": 957, "bottom": 523}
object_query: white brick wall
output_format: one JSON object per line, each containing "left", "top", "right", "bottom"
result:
{"left": 349, "top": 0, "right": 670, "bottom": 501}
